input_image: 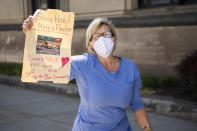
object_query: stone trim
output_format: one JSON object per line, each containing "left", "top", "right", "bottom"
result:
{"left": 0, "top": 12, "right": 197, "bottom": 31}
{"left": 0, "top": 24, "right": 22, "bottom": 31}
{"left": 74, "top": 12, "right": 197, "bottom": 28}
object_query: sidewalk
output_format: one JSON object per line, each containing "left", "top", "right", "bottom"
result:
{"left": 0, "top": 75, "right": 197, "bottom": 122}
{"left": 1, "top": 84, "right": 197, "bottom": 131}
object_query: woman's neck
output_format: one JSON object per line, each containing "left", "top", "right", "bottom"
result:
{"left": 96, "top": 54, "right": 117, "bottom": 67}
{"left": 96, "top": 54, "right": 121, "bottom": 72}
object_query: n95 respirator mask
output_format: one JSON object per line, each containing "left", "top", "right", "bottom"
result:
{"left": 93, "top": 37, "right": 114, "bottom": 58}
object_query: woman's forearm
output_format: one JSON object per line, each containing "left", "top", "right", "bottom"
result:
{"left": 134, "top": 108, "right": 152, "bottom": 131}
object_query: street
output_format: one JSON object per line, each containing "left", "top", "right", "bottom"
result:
{"left": 0, "top": 84, "right": 196, "bottom": 131}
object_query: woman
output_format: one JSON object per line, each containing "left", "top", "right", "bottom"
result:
{"left": 22, "top": 16, "right": 152, "bottom": 131}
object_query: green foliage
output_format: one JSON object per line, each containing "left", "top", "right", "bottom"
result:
{"left": 175, "top": 50, "right": 197, "bottom": 100}
{"left": 141, "top": 75, "right": 158, "bottom": 89}
{"left": 142, "top": 75, "right": 178, "bottom": 89}
{"left": 175, "top": 50, "right": 197, "bottom": 82}
{"left": 0, "top": 63, "right": 22, "bottom": 76}
{"left": 68, "top": 79, "right": 76, "bottom": 84}
{"left": 0, "top": 62, "right": 196, "bottom": 101}
{"left": 0, "top": 62, "right": 77, "bottom": 84}
{"left": 158, "top": 76, "right": 177, "bottom": 88}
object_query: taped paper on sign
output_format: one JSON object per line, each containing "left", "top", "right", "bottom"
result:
{"left": 21, "top": 9, "right": 75, "bottom": 84}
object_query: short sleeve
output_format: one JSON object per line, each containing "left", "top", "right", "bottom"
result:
{"left": 130, "top": 62, "right": 144, "bottom": 112}
{"left": 69, "top": 57, "right": 78, "bottom": 81}
{"left": 69, "top": 53, "right": 89, "bottom": 81}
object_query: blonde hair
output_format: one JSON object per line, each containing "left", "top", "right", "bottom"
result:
{"left": 86, "top": 17, "right": 117, "bottom": 54}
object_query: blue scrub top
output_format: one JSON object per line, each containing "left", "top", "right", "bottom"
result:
{"left": 70, "top": 53, "right": 144, "bottom": 131}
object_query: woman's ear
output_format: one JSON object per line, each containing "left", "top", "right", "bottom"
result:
{"left": 88, "top": 41, "right": 94, "bottom": 50}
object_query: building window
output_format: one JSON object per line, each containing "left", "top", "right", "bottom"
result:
{"left": 138, "top": 0, "right": 197, "bottom": 9}
{"left": 32, "top": 0, "right": 59, "bottom": 13}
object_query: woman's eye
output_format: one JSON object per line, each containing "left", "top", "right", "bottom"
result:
{"left": 104, "top": 33, "right": 110, "bottom": 37}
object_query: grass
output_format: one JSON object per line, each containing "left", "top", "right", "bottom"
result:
{"left": 0, "top": 62, "right": 77, "bottom": 84}
{"left": 0, "top": 63, "right": 178, "bottom": 87}
{"left": 158, "top": 76, "right": 177, "bottom": 88}
{"left": 141, "top": 75, "right": 158, "bottom": 89}
{"left": 0, "top": 63, "right": 196, "bottom": 101}
{"left": 0, "top": 63, "right": 22, "bottom": 76}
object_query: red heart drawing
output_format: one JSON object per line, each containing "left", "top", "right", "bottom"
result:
{"left": 61, "top": 57, "right": 69, "bottom": 68}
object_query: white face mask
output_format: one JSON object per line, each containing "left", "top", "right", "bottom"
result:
{"left": 93, "top": 37, "right": 114, "bottom": 58}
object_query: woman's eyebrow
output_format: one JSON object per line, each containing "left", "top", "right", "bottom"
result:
{"left": 95, "top": 31, "right": 110, "bottom": 34}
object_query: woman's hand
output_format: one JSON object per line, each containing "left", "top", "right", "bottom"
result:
{"left": 22, "top": 15, "right": 33, "bottom": 33}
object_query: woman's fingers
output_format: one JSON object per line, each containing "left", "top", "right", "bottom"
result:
{"left": 22, "top": 15, "right": 33, "bottom": 33}
{"left": 22, "top": 25, "right": 27, "bottom": 33}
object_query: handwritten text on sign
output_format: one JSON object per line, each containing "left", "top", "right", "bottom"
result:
{"left": 33, "top": 11, "right": 73, "bottom": 34}
{"left": 26, "top": 55, "right": 70, "bottom": 80}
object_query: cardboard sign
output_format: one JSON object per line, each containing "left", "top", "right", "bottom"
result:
{"left": 21, "top": 9, "right": 75, "bottom": 84}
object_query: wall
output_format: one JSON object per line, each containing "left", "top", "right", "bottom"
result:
{"left": 69, "top": 0, "right": 137, "bottom": 19}
{"left": 71, "top": 25, "right": 197, "bottom": 76}
{"left": 0, "top": 0, "right": 27, "bottom": 24}
{"left": 0, "top": 31, "right": 25, "bottom": 63}
{"left": 0, "top": 0, "right": 196, "bottom": 77}
{"left": 0, "top": 25, "right": 196, "bottom": 76}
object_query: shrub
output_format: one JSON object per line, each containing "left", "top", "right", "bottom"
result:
{"left": 141, "top": 75, "right": 158, "bottom": 89}
{"left": 69, "top": 79, "right": 76, "bottom": 84}
{"left": 175, "top": 50, "right": 197, "bottom": 84}
{"left": 0, "top": 63, "right": 22, "bottom": 76}
{"left": 175, "top": 50, "right": 197, "bottom": 100}
{"left": 158, "top": 76, "right": 177, "bottom": 88}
